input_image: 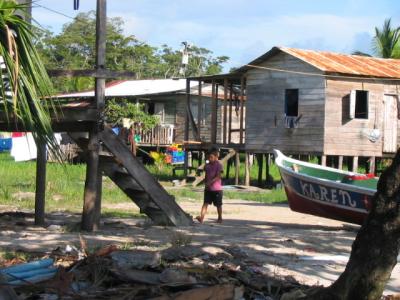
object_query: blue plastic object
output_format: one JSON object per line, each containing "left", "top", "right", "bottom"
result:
{"left": 112, "top": 127, "right": 120, "bottom": 135}
{"left": 0, "top": 258, "right": 54, "bottom": 274}
{"left": 8, "top": 269, "right": 57, "bottom": 285}
{"left": 0, "top": 138, "right": 12, "bottom": 152}
{"left": 3, "top": 267, "right": 57, "bottom": 281}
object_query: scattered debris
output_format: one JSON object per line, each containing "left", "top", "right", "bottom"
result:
{"left": 0, "top": 258, "right": 57, "bottom": 286}
{"left": 111, "top": 250, "right": 161, "bottom": 269}
{"left": 0, "top": 244, "right": 310, "bottom": 299}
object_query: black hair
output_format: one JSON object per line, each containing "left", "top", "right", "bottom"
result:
{"left": 207, "top": 147, "right": 219, "bottom": 156}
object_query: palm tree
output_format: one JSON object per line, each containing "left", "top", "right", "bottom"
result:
{"left": 0, "top": 0, "right": 58, "bottom": 150}
{"left": 373, "top": 18, "right": 400, "bottom": 58}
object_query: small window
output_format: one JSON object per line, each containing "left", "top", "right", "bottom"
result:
{"left": 350, "top": 90, "right": 368, "bottom": 119}
{"left": 285, "top": 89, "right": 299, "bottom": 117}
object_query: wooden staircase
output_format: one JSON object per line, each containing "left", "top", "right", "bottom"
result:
{"left": 71, "top": 128, "right": 193, "bottom": 226}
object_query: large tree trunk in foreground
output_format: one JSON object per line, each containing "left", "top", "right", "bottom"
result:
{"left": 306, "top": 149, "right": 400, "bottom": 300}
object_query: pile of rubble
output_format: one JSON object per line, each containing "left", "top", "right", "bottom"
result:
{"left": 0, "top": 243, "right": 310, "bottom": 300}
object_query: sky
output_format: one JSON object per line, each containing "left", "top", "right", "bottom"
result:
{"left": 32, "top": 0, "right": 400, "bottom": 71}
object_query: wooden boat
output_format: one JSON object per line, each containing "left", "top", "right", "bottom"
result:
{"left": 274, "top": 150, "right": 378, "bottom": 225}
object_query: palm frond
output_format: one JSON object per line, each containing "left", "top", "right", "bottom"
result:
{"left": 373, "top": 18, "right": 400, "bottom": 58}
{"left": 0, "top": 0, "right": 60, "bottom": 156}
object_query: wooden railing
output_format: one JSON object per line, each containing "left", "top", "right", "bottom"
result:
{"left": 135, "top": 124, "right": 175, "bottom": 146}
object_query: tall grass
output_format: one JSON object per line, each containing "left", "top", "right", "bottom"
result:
{"left": 0, "top": 152, "right": 287, "bottom": 216}
{"left": 0, "top": 152, "right": 134, "bottom": 214}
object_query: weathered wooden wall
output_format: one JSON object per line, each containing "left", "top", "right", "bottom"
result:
{"left": 145, "top": 95, "right": 177, "bottom": 125}
{"left": 245, "top": 52, "right": 326, "bottom": 154}
{"left": 324, "top": 78, "right": 400, "bottom": 157}
{"left": 175, "top": 95, "right": 222, "bottom": 143}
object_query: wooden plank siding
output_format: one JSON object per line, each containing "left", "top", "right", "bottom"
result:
{"left": 175, "top": 94, "right": 242, "bottom": 144}
{"left": 245, "top": 52, "right": 326, "bottom": 153}
{"left": 324, "top": 78, "right": 400, "bottom": 156}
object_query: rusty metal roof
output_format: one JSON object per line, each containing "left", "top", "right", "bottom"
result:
{"left": 241, "top": 46, "right": 400, "bottom": 79}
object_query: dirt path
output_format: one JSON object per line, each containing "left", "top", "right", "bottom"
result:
{"left": 0, "top": 199, "right": 399, "bottom": 294}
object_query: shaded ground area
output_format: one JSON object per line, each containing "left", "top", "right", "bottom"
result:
{"left": 0, "top": 199, "right": 399, "bottom": 295}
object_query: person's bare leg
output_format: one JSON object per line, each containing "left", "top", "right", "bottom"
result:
{"left": 216, "top": 206, "right": 222, "bottom": 223}
{"left": 196, "top": 203, "right": 208, "bottom": 223}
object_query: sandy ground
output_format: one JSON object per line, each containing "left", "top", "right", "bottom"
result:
{"left": 0, "top": 199, "right": 399, "bottom": 295}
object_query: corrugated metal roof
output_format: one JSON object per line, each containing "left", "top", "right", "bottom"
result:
{"left": 56, "top": 79, "right": 197, "bottom": 98}
{"left": 242, "top": 46, "right": 400, "bottom": 79}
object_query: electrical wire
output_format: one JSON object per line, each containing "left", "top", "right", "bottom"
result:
{"left": 33, "top": 3, "right": 76, "bottom": 20}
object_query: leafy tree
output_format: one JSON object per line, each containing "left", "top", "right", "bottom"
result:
{"left": 34, "top": 12, "right": 229, "bottom": 92}
{"left": 105, "top": 99, "right": 159, "bottom": 130}
{"left": 157, "top": 44, "right": 229, "bottom": 78}
{"left": 373, "top": 18, "right": 400, "bottom": 58}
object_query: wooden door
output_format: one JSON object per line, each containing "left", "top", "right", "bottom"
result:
{"left": 383, "top": 94, "right": 398, "bottom": 153}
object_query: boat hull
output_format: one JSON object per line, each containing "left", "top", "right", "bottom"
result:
{"left": 275, "top": 151, "right": 375, "bottom": 225}
{"left": 284, "top": 185, "right": 368, "bottom": 225}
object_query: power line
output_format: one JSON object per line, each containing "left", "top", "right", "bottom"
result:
{"left": 33, "top": 2, "right": 76, "bottom": 21}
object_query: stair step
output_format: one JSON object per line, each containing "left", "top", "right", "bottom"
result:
{"left": 99, "top": 127, "right": 193, "bottom": 226}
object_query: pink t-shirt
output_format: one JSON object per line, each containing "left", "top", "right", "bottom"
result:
{"left": 205, "top": 161, "right": 223, "bottom": 191}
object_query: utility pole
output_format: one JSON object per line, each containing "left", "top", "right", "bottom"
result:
{"left": 81, "top": 0, "right": 106, "bottom": 231}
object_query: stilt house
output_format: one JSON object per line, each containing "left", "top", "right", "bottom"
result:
{"left": 58, "top": 79, "right": 242, "bottom": 146}
{"left": 239, "top": 46, "right": 400, "bottom": 166}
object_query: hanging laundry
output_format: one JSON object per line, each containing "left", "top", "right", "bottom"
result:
{"left": 0, "top": 138, "right": 11, "bottom": 152}
{"left": 11, "top": 132, "right": 24, "bottom": 138}
{"left": 11, "top": 133, "right": 37, "bottom": 162}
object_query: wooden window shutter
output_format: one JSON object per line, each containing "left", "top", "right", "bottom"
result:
{"left": 349, "top": 90, "right": 356, "bottom": 119}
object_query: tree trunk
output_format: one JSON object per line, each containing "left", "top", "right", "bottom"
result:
{"left": 306, "top": 149, "right": 400, "bottom": 300}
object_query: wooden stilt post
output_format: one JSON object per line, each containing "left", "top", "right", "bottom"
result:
{"left": 197, "top": 80, "right": 202, "bottom": 141}
{"left": 239, "top": 77, "right": 245, "bottom": 144}
{"left": 35, "top": 142, "right": 47, "bottom": 226}
{"left": 265, "top": 154, "right": 272, "bottom": 187}
{"left": 338, "top": 155, "right": 344, "bottom": 170}
{"left": 235, "top": 152, "right": 240, "bottom": 185}
{"left": 184, "top": 79, "right": 191, "bottom": 177}
{"left": 226, "top": 158, "right": 231, "bottom": 180}
{"left": 82, "top": 131, "right": 100, "bottom": 231}
{"left": 93, "top": 169, "right": 102, "bottom": 230}
{"left": 228, "top": 83, "right": 233, "bottom": 144}
{"left": 257, "top": 153, "right": 263, "bottom": 187}
{"left": 82, "top": 0, "right": 106, "bottom": 231}
{"left": 369, "top": 156, "right": 376, "bottom": 174}
{"left": 352, "top": 156, "right": 359, "bottom": 172}
{"left": 245, "top": 152, "right": 250, "bottom": 186}
{"left": 223, "top": 78, "right": 228, "bottom": 145}
{"left": 211, "top": 82, "right": 218, "bottom": 144}
{"left": 321, "top": 155, "right": 327, "bottom": 166}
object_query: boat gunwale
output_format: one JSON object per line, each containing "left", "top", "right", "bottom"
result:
{"left": 273, "top": 150, "right": 377, "bottom": 196}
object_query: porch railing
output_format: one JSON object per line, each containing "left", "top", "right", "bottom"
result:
{"left": 135, "top": 124, "right": 175, "bottom": 146}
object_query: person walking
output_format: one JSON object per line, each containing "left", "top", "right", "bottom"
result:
{"left": 196, "top": 148, "right": 223, "bottom": 223}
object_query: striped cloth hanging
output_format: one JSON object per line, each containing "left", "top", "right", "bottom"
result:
{"left": 0, "top": 56, "right": 12, "bottom": 104}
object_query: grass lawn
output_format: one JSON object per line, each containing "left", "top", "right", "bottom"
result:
{"left": 0, "top": 152, "right": 286, "bottom": 218}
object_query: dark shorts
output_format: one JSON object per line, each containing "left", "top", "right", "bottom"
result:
{"left": 204, "top": 190, "right": 223, "bottom": 207}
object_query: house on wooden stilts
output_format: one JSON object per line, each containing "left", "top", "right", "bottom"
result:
{"left": 239, "top": 46, "right": 400, "bottom": 173}
{"left": 58, "top": 78, "right": 242, "bottom": 148}
{"left": 185, "top": 46, "right": 400, "bottom": 185}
